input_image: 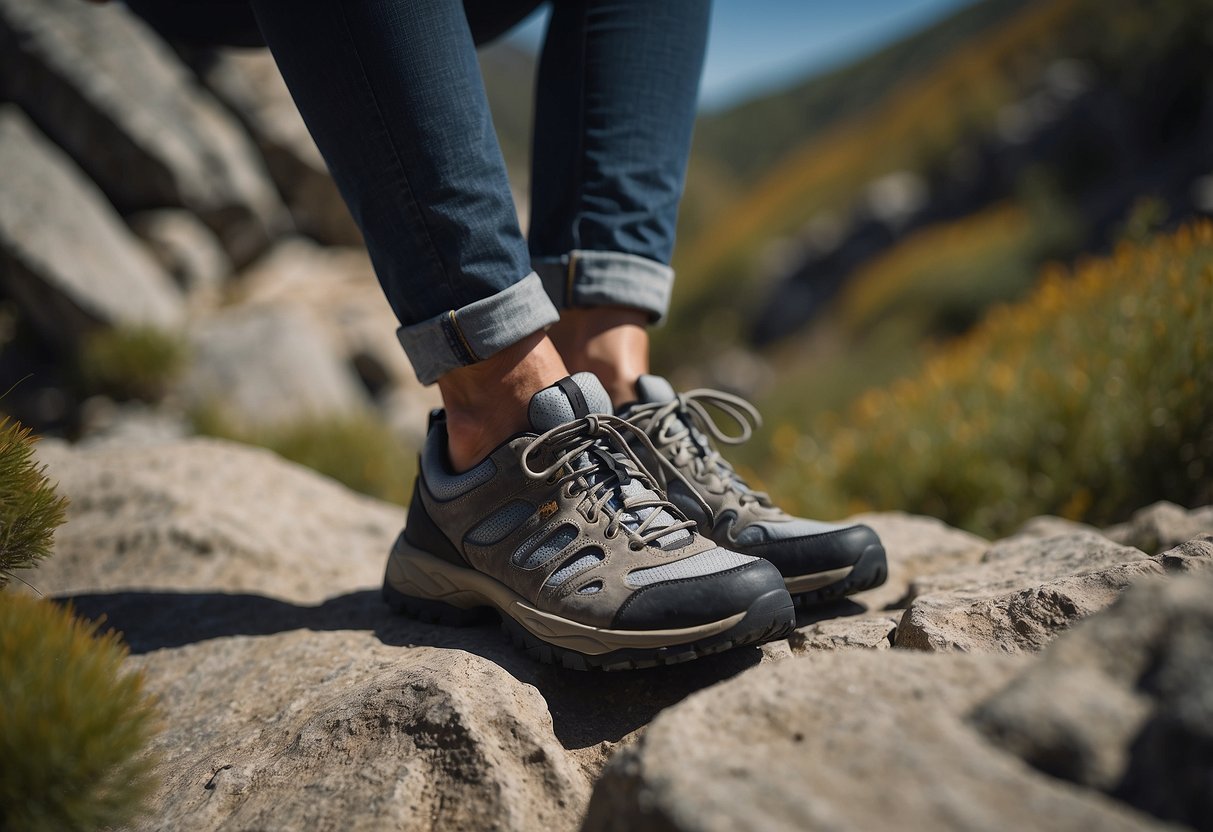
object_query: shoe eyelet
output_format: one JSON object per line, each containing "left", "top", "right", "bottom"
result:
{"left": 604, "top": 527, "right": 618, "bottom": 539}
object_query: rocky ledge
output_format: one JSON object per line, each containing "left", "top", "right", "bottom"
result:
{"left": 23, "top": 438, "right": 1213, "bottom": 831}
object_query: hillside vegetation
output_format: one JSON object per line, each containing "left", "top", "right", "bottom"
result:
{"left": 757, "top": 222, "right": 1213, "bottom": 537}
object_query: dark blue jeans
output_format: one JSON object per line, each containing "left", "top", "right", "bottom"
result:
{"left": 140, "top": 0, "right": 710, "bottom": 383}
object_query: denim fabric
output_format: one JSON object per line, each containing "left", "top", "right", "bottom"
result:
{"left": 149, "top": 0, "right": 708, "bottom": 383}
{"left": 533, "top": 251, "right": 674, "bottom": 323}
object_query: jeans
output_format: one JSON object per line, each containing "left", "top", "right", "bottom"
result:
{"left": 131, "top": 0, "right": 710, "bottom": 384}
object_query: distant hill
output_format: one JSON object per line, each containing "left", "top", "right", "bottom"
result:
{"left": 659, "top": 0, "right": 1213, "bottom": 374}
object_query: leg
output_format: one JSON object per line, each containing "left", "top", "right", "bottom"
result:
{"left": 248, "top": 0, "right": 564, "bottom": 469}
{"left": 528, "top": 0, "right": 711, "bottom": 406}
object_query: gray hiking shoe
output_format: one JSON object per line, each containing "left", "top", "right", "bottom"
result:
{"left": 382, "top": 372, "right": 795, "bottom": 670}
{"left": 620, "top": 375, "right": 888, "bottom": 606}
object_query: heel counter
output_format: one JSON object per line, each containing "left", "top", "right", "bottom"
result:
{"left": 403, "top": 479, "right": 470, "bottom": 568}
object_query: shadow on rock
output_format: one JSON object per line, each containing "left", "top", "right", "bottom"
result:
{"left": 60, "top": 588, "right": 762, "bottom": 750}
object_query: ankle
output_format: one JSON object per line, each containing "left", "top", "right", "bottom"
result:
{"left": 548, "top": 306, "right": 650, "bottom": 408}
{"left": 436, "top": 332, "right": 568, "bottom": 471}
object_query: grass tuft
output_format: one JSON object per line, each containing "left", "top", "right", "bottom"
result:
{"left": 0, "top": 416, "right": 68, "bottom": 587}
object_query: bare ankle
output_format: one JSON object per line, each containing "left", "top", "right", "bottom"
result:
{"left": 436, "top": 332, "right": 568, "bottom": 472}
{"left": 548, "top": 306, "right": 650, "bottom": 408}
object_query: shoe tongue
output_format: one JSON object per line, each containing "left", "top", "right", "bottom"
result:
{"left": 528, "top": 372, "right": 612, "bottom": 431}
{"left": 635, "top": 374, "right": 677, "bottom": 404}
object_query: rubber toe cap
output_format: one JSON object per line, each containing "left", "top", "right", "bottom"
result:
{"left": 611, "top": 558, "right": 789, "bottom": 630}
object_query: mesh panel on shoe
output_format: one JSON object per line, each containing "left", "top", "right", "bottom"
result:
{"left": 421, "top": 426, "right": 497, "bottom": 500}
{"left": 465, "top": 500, "right": 534, "bottom": 546}
{"left": 625, "top": 547, "right": 754, "bottom": 588}
{"left": 546, "top": 547, "right": 605, "bottom": 586}
{"left": 513, "top": 524, "right": 579, "bottom": 570}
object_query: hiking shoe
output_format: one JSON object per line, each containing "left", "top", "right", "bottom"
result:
{"left": 619, "top": 375, "right": 887, "bottom": 605}
{"left": 382, "top": 372, "right": 795, "bottom": 670}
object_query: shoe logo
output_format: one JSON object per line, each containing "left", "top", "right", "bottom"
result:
{"left": 537, "top": 500, "right": 559, "bottom": 522}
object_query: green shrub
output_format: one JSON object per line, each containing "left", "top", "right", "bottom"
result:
{"left": 194, "top": 408, "right": 415, "bottom": 505}
{"left": 0, "top": 416, "right": 68, "bottom": 587}
{"left": 768, "top": 222, "right": 1213, "bottom": 537}
{"left": 0, "top": 593, "right": 159, "bottom": 831}
{"left": 76, "top": 326, "right": 187, "bottom": 402}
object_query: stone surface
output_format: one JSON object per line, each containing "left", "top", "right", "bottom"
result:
{"left": 846, "top": 511, "right": 988, "bottom": 610}
{"left": 896, "top": 530, "right": 1212, "bottom": 652}
{"left": 0, "top": 0, "right": 288, "bottom": 263}
{"left": 128, "top": 209, "right": 233, "bottom": 302}
{"left": 181, "top": 302, "right": 370, "bottom": 430}
{"left": 1104, "top": 501, "right": 1213, "bottom": 555}
{"left": 197, "top": 49, "right": 363, "bottom": 246}
{"left": 29, "top": 438, "right": 401, "bottom": 602}
{"left": 22, "top": 438, "right": 771, "bottom": 831}
{"left": 583, "top": 651, "right": 1167, "bottom": 832}
{"left": 233, "top": 238, "right": 441, "bottom": 439}
{"left": 0, "top": 106, "right": 184, "bottom": 345}
{"left": 972, "top": 552, "right": 1213, "bottom": 831}
{"left": 789, "top": 610, "right": 899, "bottom": 651}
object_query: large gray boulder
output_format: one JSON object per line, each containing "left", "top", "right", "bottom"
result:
{"left": 972, "top": 552, "right": 1213, "bottom": 831}
{"left": 196, "top": 49, "right": 363, "bottom": 247}
{"left": 583, "top": 651, "right": 1167, "bottom": 832}
{"left": 233, "top": 238, "right": 442, "bottom": 439}
{"left": 0, "top": 106, "right": 183, "bottom": 345}
{"left": 128, "top": 209, "right": 233, "bottom": 304}
{"left": 0, "top": 0, "right": 288, "bottom": 263}
{"left": 895, "top": 529, "right": 1211, "bottom": 652}
{"left": 181, "top": 302, "right": 370, "bottom": 430}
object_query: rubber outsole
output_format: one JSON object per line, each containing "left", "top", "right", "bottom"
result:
{"left": 383, "top": 580, "right": 795, "bottom": 671}
{"left": 788, "top": 542, "right": 889, "bottom": 606}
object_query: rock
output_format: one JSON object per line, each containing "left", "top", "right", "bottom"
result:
{"left": 76, "top": 397, "right": 190, "bottom": 449}
{"left": 182, "top": 302, "right": 370, "bottom": 430}
{"left": 0, "top": 0, "right": 288, "bottom": 263}
{"left": 135, "top": 637, "right": 591, "bottom": 831}
{"left": 28, "top": 438, "right": 401, "bottom": 601}
{"left": 972, "top": 548, "right": 1213, "bottom": 831}
{"left": 896, "top": 530, "right": 1212, "bottom": 652}
{"left": 0, "top": 106, "right": 184, "bottom": 345}
{"left": 1104, "top": 501, "right": 1213, "bottom": 555}
{"left": 584, "top": 650, "right": 1167, "bottom": 832}
{"left": 196, "top": 49, "right": 363, "bottom": 246}
{"left": 846, "top": 511, "right": 988, "bottom": 610}
{"left": 128, "top": 209, "right": 233, "bottom": 303}
{"left": 789, "top": 612, "right": 899, "bottom": 651}
{"left": 1014, "top": 515, "right": 1103, "bottom": 539}
{"left": 232, "top": 238, "right": 441, "bottom": 439}
{"left": 22, "top": 437, "right": 772, "bottom": 831}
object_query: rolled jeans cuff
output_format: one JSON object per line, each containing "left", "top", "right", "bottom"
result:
{"left": 533, "top": 250, "right": 674, "bottom": 323}
{"left": 396, "top": 272, "right": 560, "bottom": 385}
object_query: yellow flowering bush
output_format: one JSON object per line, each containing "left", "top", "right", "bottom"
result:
{"left": 772, "top": 222, "right": 1213, "bottom": 537}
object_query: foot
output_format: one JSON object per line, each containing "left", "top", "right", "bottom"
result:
{"left": 383, "top": 372, "right": 795, "bottom": 670}
{"left": 618, "top": 375, "right": 888, "bottom": 606}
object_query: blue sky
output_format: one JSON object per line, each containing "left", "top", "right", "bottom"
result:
{"left": 508, "top": 0, "right": 980, "bottom": 111}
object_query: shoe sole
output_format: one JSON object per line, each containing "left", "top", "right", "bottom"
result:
{"left": 784, "top": 541, "right": 889, "bottom": 606}
{"left": 382, "top": 534, "right": 796, "bottom": 671}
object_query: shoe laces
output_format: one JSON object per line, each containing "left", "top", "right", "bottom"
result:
{"left": 627, "top": 389, "right": 774, "bottom": 508}
{"left": 519, "top": 413, "right": 697, "bottom": 550}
